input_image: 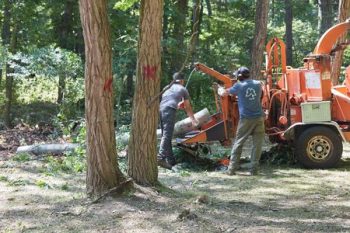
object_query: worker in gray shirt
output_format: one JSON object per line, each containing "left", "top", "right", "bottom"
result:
{"left": 158, "top": 72, "right": 198, "bottom": 169}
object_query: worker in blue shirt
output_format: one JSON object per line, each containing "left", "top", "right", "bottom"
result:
{"left": 218, "top": 66, "right": 264, "bottom": 175}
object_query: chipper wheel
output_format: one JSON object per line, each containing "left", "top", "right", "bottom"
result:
{"left": 295, "top": 126, "right": 343, "bottom": 168}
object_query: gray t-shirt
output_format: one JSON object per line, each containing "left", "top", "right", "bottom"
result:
{"left": 160, "top": 83, "right": 190, "bottom": 110}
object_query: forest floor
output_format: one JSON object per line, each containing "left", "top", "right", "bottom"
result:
{"left": 1, "top": 127, "right": 350, "bottom": 233}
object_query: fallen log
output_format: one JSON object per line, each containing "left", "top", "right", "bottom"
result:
{"left": 118, "top": 108, "right": 211, "bottom": 145}
{"left": 156, "top": 108, "right": 211, "bottom": 138}
{"left": 16, "top": 143, "right": 79, "bottom": 155}
{"left": 173, "top": 108, "right": 211, "bottom": 137}
{"left": 17, "top": 109, "right": 212, "bottom": 152}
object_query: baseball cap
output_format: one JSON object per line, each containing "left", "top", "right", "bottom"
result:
{"left": 173, "top": 72, "right": 185, "bottom": 81}
{"left": 233, "top": 67, "right": 250, "bottom": 78}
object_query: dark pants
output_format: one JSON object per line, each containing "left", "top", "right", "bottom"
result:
{"left": 159, "top": 107, "right": 176, "bottom": 160}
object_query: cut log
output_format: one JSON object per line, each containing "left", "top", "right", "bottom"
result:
{"left": 156, "top": 108, "right": 211, "bottom": 138}
{"left": 16, "top": 143, "right": 79, "bottom": 155}
{"left": 117, "top": 108, "right": 211, "bottom": 146}
{"left": 173, "top": 108, "right": 211, "bottom": 137}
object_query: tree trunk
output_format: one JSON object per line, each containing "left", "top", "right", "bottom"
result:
{"left": 128, "top": 0, "right": 163, "bottom": 185}
{"left": 331, "top": 0, "right": 350, "bottom": 85}
{"left": 57, "top": 73, "right": 66, "bottom": 104}
{"left": 4, "top": 68, "right": 14, "bottom": 128}
{"left": 190, "top": 0, "right": 202, "bottom": 66}
{"left": 284, "top": 0, "right": 293, "bottom": 66}
{"left": 2, "top": 0, "right": 11, "bottom": 46}
{"left": 171, "top": 0, "right": 188, "bottom": 72}
{"left": 205, "top": 0, "right": 212, "bottom": 16}
{"left": 4, "top": 19, "right": 18, "bottom": 129}
{"left": 57, "top": 0, "right": 75, "bottom": 50}
{"left": 250, "top": 0, "right": 270, "bottom": 80}
{"left": 79, "top": 0, "right": 124, "bottom": 197}
{"left": 126, "top": 68, "right": 134, "bottom": 98}
{"left": 318, "top": 0, "right": 336, "bottom": 36}
{"left": 56, "top": 0, "right": 75, "bottom": 104}
{"left": 271, "top": 0, "right": 275, "bottom": 22}
{"left": 2, "top": 0, "right": 12, "bottom": 128}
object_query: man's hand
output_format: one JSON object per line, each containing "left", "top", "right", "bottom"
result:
{"left": 178, "top": 100, "right": 185, "bottom": 109}
{"left": 218, "top": 86, "right": 228, "bottom": 96}
{"left": 191, "top": 118, "right": 200, "bottom": 128}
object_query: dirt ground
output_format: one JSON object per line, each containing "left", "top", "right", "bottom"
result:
{"left": 1, "top": 136, "right": 350, "bottom": 232}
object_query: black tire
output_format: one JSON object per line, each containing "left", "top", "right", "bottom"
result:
{"left": 295, "top": 126, "right": 342, "bottom": 168}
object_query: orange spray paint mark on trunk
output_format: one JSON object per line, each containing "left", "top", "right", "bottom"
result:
{"left": 103, "top": 78, "right": 113, "bottom": 92}
{"left": 143, "top": 65, "right": 157, "bottom": 80}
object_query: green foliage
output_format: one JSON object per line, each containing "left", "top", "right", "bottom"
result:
{"left": 118, "top": 157, "right": 128, "bottom": 175}
{"left": 60, "top": 183, "right": 69, "bottom": 191}
{"left": 26, "top": 46, "right": 83, "bottom": 80}
{"left": 16, "top": 77, "right": 58, "bottom": 104}
{"left": 11, "top": 102, "right": 59, "bottom": 126}
{"left": 0, "top": 176, "right": 8, "bottom": 182}
{"left": 343, "top": 47, "right": 350, "bottom": 66}
{"left": 114, "top": 0, "right": 138, "bottom": 11}
{"left": 35, "top": 179, "right": 51, "bottom": 189}
{"left": 260, "top": 144, "right": 296, "bottom": 165}
{"left": 7, "top": 179, "right": 30, "bottom": 186}
{"left": 267, "top": 19, "right": 318, "bottom": 67}
{"left": 43, "top": 153, "right": 86, "bottom": 175}
{"left": 41, "top": 121, "right": 86, "bottom": 175}
{"left": 57, "top": 75, "right": 85, "bottom": 121}
{"left": 12, "top": 153, "right": 31, "bottom": 162}
{"left": 179, "top": 170, "right": 191, "bottom": 177}
{"left": 3, "top": 46, "right": 84, "bottom": 125}
{"left": 269, "top": 0, "right": 318, "bottom": 27}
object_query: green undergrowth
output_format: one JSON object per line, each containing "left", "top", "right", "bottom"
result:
{"left": 172, "top": 143, "right": 297, "bottom": 174}
{"left": 260, "top": 144, "right": 296, "bottom": 165}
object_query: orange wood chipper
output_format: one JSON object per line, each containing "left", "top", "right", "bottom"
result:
{"left": 177, "top": 20, "right": 350, "bottom": 168}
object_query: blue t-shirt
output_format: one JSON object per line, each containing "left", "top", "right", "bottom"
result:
{"left": 229, "top": 79, "right": 263, "bottom": 119}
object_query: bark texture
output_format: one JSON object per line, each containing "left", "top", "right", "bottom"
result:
{"left": 250, "top": 0, "right": 270, "bottom": 80}
{"left": 79, "top": 0, "right": 124, "bottom": 197}
{"left": 128, "top": 0, "right": 164, "bottom": 185}
{"left": 331, "top": 0, "right": 350, "bottom": 85}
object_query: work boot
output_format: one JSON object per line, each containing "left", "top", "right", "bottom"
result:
{"left": 166, "top": 156, "right": 176, "bottom": 166}
{"left": 157, "top": 158, "right": 172, "bottom": 170}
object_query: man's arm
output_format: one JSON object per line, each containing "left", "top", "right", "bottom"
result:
{"left": 183, "top": 99, "right": 199, "bottom": 127}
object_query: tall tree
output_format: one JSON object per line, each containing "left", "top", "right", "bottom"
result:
{"left": 2, "top": 0, "right": 12, "bottom": 128}
{"left": 2, "top": 0, "right": 18, "bottom": 128}
{"left": 55, "top": 0, "right": 75, "bottom": 104}
{"left": 171, "top": 0, "right": 188, "bottom": 73}
{"left": 250, "top": 0, "right": 270, "bottom": 80}
{"left": 331, "top": 0, "right": 350, "bottom": 85}
{"left": 52, "top": 0, "right": 83, "bottom": 104}
{"left": 284, "top": 0, "right": 293, "bottom": 65}
{"left": 190, "top": 0, "right": 202, "bottom": 66}
{"left": 317, "top": 0, "right": 337, "bottom": 36}
{"left": 79, "top": 0, "right": 125, "bottom": 197}
{"left": 128, "top": 0, "right": 163, "bottom": 185}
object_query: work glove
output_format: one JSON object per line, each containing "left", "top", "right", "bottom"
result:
{"left": 191, "top": 118, "right": 200, "bottom": 128}
{"left": 217, "top": 86, "right": 226, "bottom": 96}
